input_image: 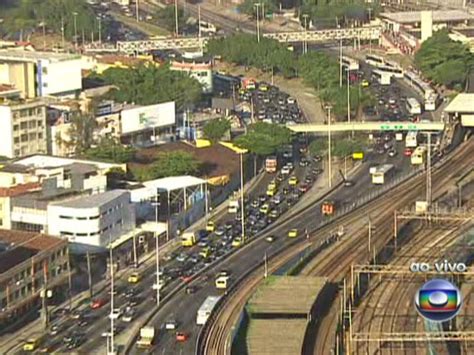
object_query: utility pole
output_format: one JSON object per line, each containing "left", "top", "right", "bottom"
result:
{"left": 136, "top": 0, "right": 139, "bottom": 22}
{"left": 41, "top": 21, "right": 46, "bottom": 50}
{"left": 339, "top": 38, "right": 343, "bottom": 87}
{"left": 154, "top": 192, "right": 161, "bottom": 306}
{"left": 368, "top": 218, "right": 372, "bottom": 254}
{"left": 346, "top": 68, "right": 350, "bottom": 126}
{"left": 240, "top": 153, "right": 245, "bottom": 243}
{"left": 98, "top": 17, "right": 102, "bottom": 44}
{"left": 302, "top": 14, "right": 309, "bottom": 54}
{"left": 255, "top": 3, "right": 261, "bottom": 43}
{"left": 264, "top": 252, "right": 268, "bottom": 278}
{"left": 61, "top": 17, "right": 65, "bottom": 49}
{"left": 108, "top": 243, "right": 115, "bottom": 355}
{"left": 86, "top": 251, "right": 93, "bottom": 299}
{"left": 426, "top": 132, "right": 432, "bottom": 207}
{"left": 175, "top": 0, "right": 179, "bottom": 36}
{"left": 326, "top": 105, "right": 333, "bottom": 188}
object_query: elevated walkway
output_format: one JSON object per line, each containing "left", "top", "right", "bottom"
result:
{"left": 287, "top": 121, "right": 445, "bottom": 133}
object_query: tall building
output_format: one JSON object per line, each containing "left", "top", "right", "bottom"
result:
{"left": 170, "top": 52, "right": 213, "bottom": 94}
{"left": 0, "top": 50, "right": 82, "bottom": 99}
{"left": 0, "top": 98, "right": 47, "bottom": 158}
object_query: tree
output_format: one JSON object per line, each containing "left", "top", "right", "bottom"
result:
{"left": 155, "top": 5, "right": 188, "bottom": 32}
{"left": 150, "top": 151, "right": 201, "bottom": 179}
{"left": 309, "top": 139, "right": 327, "bottom": 156}
{"left": 308, "top": 137, "right": 366, "bottom": 157}
{"left": 238, "top": 0, "right": 277, "bottom": 18}
{"left": 415, "top": 30, "right": 474, "bottom": 89}
{"left": 100, "top": 64, "right": 202, "bottom": 109}
{"left": 234, "top": 122, "right": 292, "bottom": 156}
{"left": 67, "top": 113, "right": 97, "bottom": 155}
{"left": 203, "top": 118, "right": 231, "bottom": 143}
{"left": 83, "top": 139, "right": 136, "bottom": 163}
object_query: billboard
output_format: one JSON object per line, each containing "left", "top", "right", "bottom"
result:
{"left": 121, "top": 102, "right": 175, "bottom": 134}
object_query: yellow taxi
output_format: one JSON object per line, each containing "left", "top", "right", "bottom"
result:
{"left": 23, "top": 338, "right": 40, "bottom": 352}
{"left": 266, "top": 187, "right": 276, "bottom": 197}
{"left": 206, "top": 221, "right": 215, "bottom": 232}
{"left": 127, "top": 272, "right": 140, "bottom": 284}
{"left": 268, "top": 180, "right": 277, "bottom": 190}
{"left": 199, "top": 247, "right": 210, "bottom": 259}
{"left": 232, "top": 237, "right": 243, "bottom": 247}
{"left": 288, "top": 229, "right": 298, "bottom": 238}
{"left": 259, "top": 203, "right": 270, "bottom": 214}
{"left": 289, "top": 176, "right": 298, "bottom": 186}
{"left": 361, "top": 79, "right": 370, "bottom": 87}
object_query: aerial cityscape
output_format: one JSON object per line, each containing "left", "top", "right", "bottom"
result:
{"left": 0, "top": 0, "right": 473, "bottom": 354}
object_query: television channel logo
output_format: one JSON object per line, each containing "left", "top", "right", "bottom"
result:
{"left": 415, "top": 279, "right": 462, "bottom": 322}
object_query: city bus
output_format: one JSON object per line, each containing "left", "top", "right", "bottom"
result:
{"left": 365, "top": 54, "right": 385, "bottom": 67}
{"left": 411, "top": 146, "right": 427, "bottom": 165}
{"left": 196, "top": 296, "right": 221, "bottom": 325}
{"left": 403, "top": 71, "right": 438, "bottom": 111}
{"left": 372, "top": 69, "right": 391, "bottom": 85}
{"left": 370, "top": 164, "right": 394, "bottom": 185}
{"left": 377, "top": 64, "right": 404, "bottom": 79}
{"left": 215, "top": 275, "right": 230, "bottom": 289}
{"left": 406, "top": 98, "right": 422, "bottom": 115}
{"left": 341, "top": 56, "right": 360, "bottom": 71}
{"left": 405, "top": 131, "right": 418, "bottom": 148}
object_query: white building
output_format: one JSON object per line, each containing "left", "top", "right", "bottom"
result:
{"left": 47, "top": 190, "right": 136, "bottom": 250}
{"left": 170, "top": 53, "right": 213, "bottom": 94}
{"left": 0, "top": 98, "right": 48, "bottom": 158}
{"left": 0, "top": 50, "right": 82, "bottom": 98}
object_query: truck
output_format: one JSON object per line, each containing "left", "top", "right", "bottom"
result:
{"left": 228, "top": 200, "right": 240, "bottom": 213}
{"left": 181, "top": 232, "right": 199, "bottom": 247}
{"left": 242, "top": 78, "right": 256, "bottom": 90}
{"left": 136, "top": 326, "right": 155, "bottom": 349}
{"left": 265, "top": 156, "right": 277, "bottom": 173}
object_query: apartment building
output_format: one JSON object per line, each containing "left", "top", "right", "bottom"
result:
{"left": 0, "top": 98, "right": 47, "bottom": 158}
{"left": 0, "top": 50, "right": 82, "bottom": 98}
{"left": 170, "top": 53, "right": 213, "bottom": 94}
{"left": 0, "top": 230, "right": 69, "bottom": 328}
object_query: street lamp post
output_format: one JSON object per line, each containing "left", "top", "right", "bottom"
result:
{"left": 72, "top": 12, "right": 78, "bottom": 48}
{"left": 108, "top": 241, "right": 115, "bottom": 355}
{"left": 302, "top": 14, "right": 309, "bottom": 55}
{"left": 240, "top": 152, "right": 245, "bottom": 243}
{"left": 153, "top": 193, "right": 161, "bottom": 306}
{"left": 254, "top": 3, "right": 261, "bottom": 43}
{"left": 97, "top": 17, "right": 102, "bottom": 45}
{"left": 136, "top": 0, "right": 139, "bottom": 22}
{"left": 326, "top": 105, "right": 333, "bottom": 188}
{"left": 175, "top": 0, "right": 179, "bottom": 36}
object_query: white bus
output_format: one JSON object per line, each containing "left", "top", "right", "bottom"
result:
{"left": 370, "top": 164, "right": 394, "bottom": 185}
{"left": 403, "top": 71, "right": 438, "bottom": 111}
{"left": 406, "top": 98, "right": 422, "bottom": 115}
{"left": 199, "top": 21, "right": 217, "bottom": 34}
{"left": 411, "top": 146, "right": 427, "bottom": 165}
{"left": 377, "top": 64, "right": 404, "bottom": 79}
{"left": 196, "top": 296, "right": 221, "bottom": 325}
{"left": 365, "top": 54, "right": 385, "bottom": 68}
{"left": 372, "top": 69, "right": 391, "bottom": 85}
{"left": 341, "top": 56, "right": 360, "bottom": 71}
{"left": 405, "top": 131, "right": 418, "bottom": 148}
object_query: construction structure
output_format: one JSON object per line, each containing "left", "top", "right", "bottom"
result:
{"left": 246, "top": 276, "right": 327, "bottom": 354}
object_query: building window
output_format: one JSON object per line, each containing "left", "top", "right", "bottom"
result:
{"left": 115, "top": 218, "right": 123, "bottom": 226}
{"left": 76, "top": 217, "right": 87, "bottom": 220}
{"left": 59, "top": 215, "right": 73, "bottom": 220}
{"left": 76, "top": 233, "right": 87, "bottom": 237}
{"left": 20, "top": 134, "right": 28, "bottom": 142}
{"left": 0, "top": 218, "right": 3, "bottom": 226}
{"left": 14, "top": 137, "right": 19, "bottom": 144}
{"left": 89, "top": 215, "right": 100, "bottom": 220}
{"left": 42, "top": 67, "right": 48, "bottom": 75}
{"left": 20, "top": 122, "right": 27, "bottom": 130}
{"left": 38, "top": 132, "right": 43, "bottom": 139}
{"left": 37, "top": 120, "right": 43, "bottom": 127}
{"left": 28, "top": 120, "right": 36, "bottom": 129}
{"left": 60, "top": 231, "right": 74, "bottom": 236}
{"left": 29, "top": 133, "right": 36, "bottom": 141}
{"left": 14, "top": 149, "right": 20, "bottom": 156}
{"left": 43, "top": 82, "right": 48, "bottom": 88}
{"left": 13, "top": 125, "right": 19, "bottom": 131}
{"left": 19, "top": 109, "right": 27, "bottom": 118}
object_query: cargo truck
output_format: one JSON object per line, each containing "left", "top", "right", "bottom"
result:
{"left": 136, "top": 326, "right": 155, "bottom": 349}
{"left": 265, "top": 156, "right": 277, "bottom": 173}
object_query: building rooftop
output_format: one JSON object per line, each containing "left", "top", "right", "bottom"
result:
{"left": 380, "top": 10, "right": 474, "bottom": 24}
{"left": 0, "top": 229, "right": 66, "bottom": 274}
{"left": 247, "top": 276, "right": 327, "bottom": 315}
{"left": 444, "top": 93, "right": 474, "bottom": 113}
{"left": 0, "top": 49, "right": 81, "bottom": 63}
{"left": 13, "top": 154, "right": 124, "bottom": 172}
{"left": 49, "top": 189, "right": 128, "bottom": 209}
{"left": 0, "top": 182, "right": 41, "bottom": 198}
{"left": 247, "top": 319, "right": 308, "bottom": 355}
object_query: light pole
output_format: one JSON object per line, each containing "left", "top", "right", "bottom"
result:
{"left": 136, "top": 0, "right": 139, "bottom": 22}
{"left": 108, "top": 240, "right": 115, "bottom": 355}
{"left": 240, "top": 152, "right": 246, "bottom": 243}
{"left": 175, "top": 0, "right": 179, "bottom": 36}
{"left": 339, "top": 38, "right": 343, "bottom": 87}
{"left": 61, "top": 17, "right": 65, "bottom": 49}
{"left": 302, "top": 14, "right": 309, "bottom": 54}
{"left": 153, "top": 193, "right": 161, "bottom": 306}
{"left": 72, "top": 12, "right": 78, "bottom": 48}
{"left": 97, "top": 17, "right": 102, "bottom": 45}
{"left": 326, "top": 105, "right": 333, "bottom": 188}
{"left": 254, "top": 3, "right": 261, "bottom": 43}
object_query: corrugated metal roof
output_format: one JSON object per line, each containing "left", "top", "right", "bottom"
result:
{"left": 380, "top": 10, "right": 474, "bottom": 24}
{"left": 444, "top": 94, "right": 474, "bottom": 113}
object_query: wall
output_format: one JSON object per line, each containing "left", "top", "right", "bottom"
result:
{"left": 38, "top": 59, "right": 82, "bottom": 97}
{"left": 0, "top": 196, "right": 11, "bottom": 229}
{"left": 0, "top": 106, "right": 14, "bottom": 158}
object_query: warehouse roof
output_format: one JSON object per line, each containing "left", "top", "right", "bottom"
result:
{"left": 444, "top": 94, "right": 474, "bottom": 113}
{"left": 143, "top": 175, "right": 207, "bottom": 192}
{"left": 247, "top": 319, "right": 308, "bottom": 355}
{"left": 380, "top": 10, "right": 474, "bottom": 24}
{"left": 247, "top": 276, "right": 327, "bottom": 315}
{"left": 0, "top": 230, "right": 66, "bottom": 274}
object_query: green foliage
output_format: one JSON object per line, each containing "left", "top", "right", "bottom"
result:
{"left": 99, "top": 64, "right": 202, "bottom": 109}
{"left": 0, "top": 0, "right": 103, "bottom": 39}
{"left": 83, "top": 139, "right": 136, "bottom": 163}
{"left": 297, "top": 52, "right": 339, "bottom": 90}
{"left": 67, "top": 113, "right": 97, "bottom": 155}
{"left": 415, "top": 30, "right": 474, "bottom": 90}
{"left": 155, "top": 5, "right": 188, "bottom": 32}
{"left": 309, "top": 139, "right": 327, "bottom": 156}
{"left": 238, "top": 0, "right": 277, "bottom": 18}
{"left": 203, "top": 118, "right": 231, "bottom": 143}
{"left": 207, "top": 34, "right": 296, "bottom": 78}
{"left": 234, "top": 122, "right": 292, "bottom": 156}
{"left": 308, "top": 137, "right": 366, "bottom": 157}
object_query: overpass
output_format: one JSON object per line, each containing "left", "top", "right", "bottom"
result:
{"left": 85, "top": 26, "right": 382, "bottom": 54}
{"left": 287, "top": 121, "right": 445, "bottom": 133}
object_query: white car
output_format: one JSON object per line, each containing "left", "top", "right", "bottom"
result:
{"left": 271, "top": 195, "right": 283, "bottom": 205}
{"left": 286, "top": 162, "right": 294, "bottom": 170}
{"left": 109, "top": 308, "right": 122, "bottom": 320}
{"left": 287, "top": 97, "right": 296, "bottom": 104}
{"left": 265, "top": 236, "right": 275, "bottom": 242}
{"left": 281, "top": 166, "right": 291, "bottom": 175}
{"left": 165, "top": 320, "right": 178, "bottom": 330}
{"left": 122, "top": 311, "right": 135, "bottom": 323}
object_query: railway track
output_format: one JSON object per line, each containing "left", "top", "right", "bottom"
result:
{"left": 197, "top": 138, "right": 474, "bottom": 355}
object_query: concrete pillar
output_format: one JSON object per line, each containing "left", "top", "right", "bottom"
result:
{"left": 421, "top": 11, "right": 433, "bottom": 42}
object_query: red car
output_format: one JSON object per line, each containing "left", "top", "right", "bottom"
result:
{"left": 180, "top": 275, "right": 193, "bottom": 283}
{"left": 298, "top": 184, "right": 309, "bottom": 193}
{"left": 176, "top": 332, "right": 189, "bottom": 342}
{"left": 404, "top": 148, "right": 413, "bottom": 157}
{"left": 91, "top": 298, "right": 107, "bottom": 309}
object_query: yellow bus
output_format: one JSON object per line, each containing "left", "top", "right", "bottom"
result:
{"left": 411, "top": 146, "right": 427, "bottom": 165}
{"left": 215, "top": 275, "right": 230, "bottom": 289}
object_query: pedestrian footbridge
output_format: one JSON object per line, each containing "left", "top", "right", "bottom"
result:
{"left": 287, "top": 121, "right": 445, "bottom": 133}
